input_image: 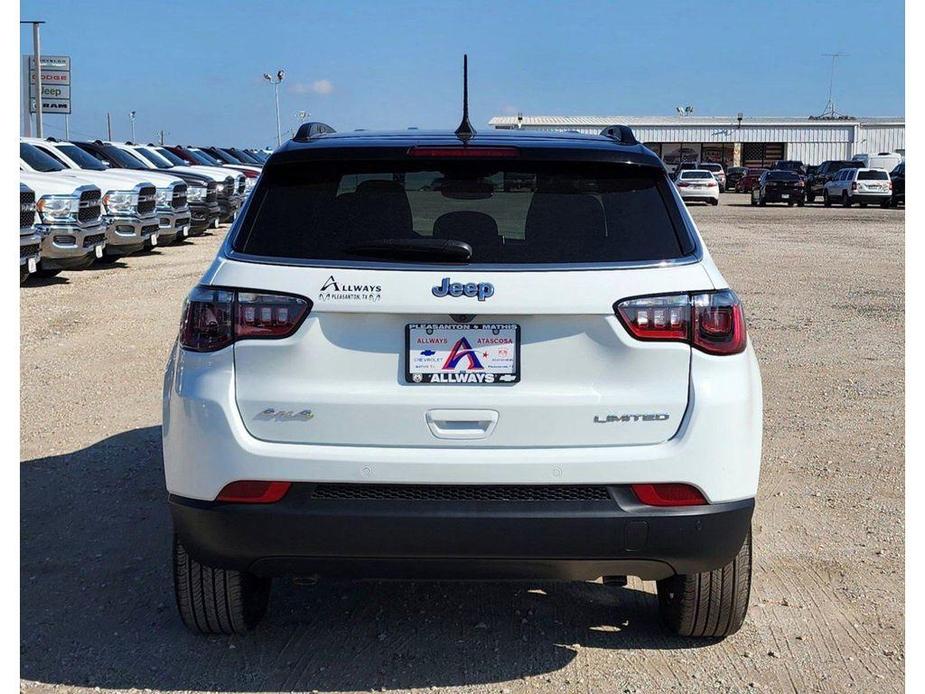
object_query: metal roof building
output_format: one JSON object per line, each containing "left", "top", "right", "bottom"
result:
{"left": 488, "top": 115, "right": 904, "bottom": 167}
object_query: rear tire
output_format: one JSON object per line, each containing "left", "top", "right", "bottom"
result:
{"left": 33, "top": 268, "right": 61, "bottom": 278}
{"left": 173, "top": 534, "right": 271, "bottom": 634}
{"left": 859, "top": 202, "right": 867, "bottom": 208}
{"left": 842, "top": 192, "right": 852, "bottom": 207}
{"left": 823, "top": 191, "right": 832, "bottom": 207}
{"left": 750, "top": 191, "right": 757, "bottom": 206}
{"left": 657, "top": 528, "right": 752, "bottom": 638}
{"left": 758, "top": 194, "right": 766, "bottom": 206}
{"left": 20, "top": 267, "right": 29, "bottom": 285}
{"left": 710, "top": 198, "right": 719, "bottom": 206}
{"left": 806, "top": 192, "right": 816, "bottom": 203}
{"left": 880, "top": 199, "right": 891, "bottom": 208}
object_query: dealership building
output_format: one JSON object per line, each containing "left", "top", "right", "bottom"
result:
{"left": 488, "top": 114, "right": 905, "bottom": 168}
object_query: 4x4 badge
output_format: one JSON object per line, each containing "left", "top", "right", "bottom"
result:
{"left": 432, "top": 277, "right": 494, "bottom": 301}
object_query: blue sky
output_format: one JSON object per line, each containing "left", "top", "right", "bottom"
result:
{"left": 20, "top": 0, "right": 904, "bottom": 147}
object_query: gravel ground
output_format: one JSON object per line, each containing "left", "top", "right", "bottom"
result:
{"left": 21, "top": 195, "right": 904, "bottom": 693}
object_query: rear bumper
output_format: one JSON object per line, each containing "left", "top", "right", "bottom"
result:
{"left": 851, "top": 193, "right": 891, "bottom": 203}
{"left": 170, "top": 486, "right": 754, "bottom": 580}
{"left": 762, "top": 189, "right": 803, "bottom": 202}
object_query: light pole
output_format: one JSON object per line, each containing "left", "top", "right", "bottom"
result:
{"left": 129, "top": 111, "right": 136, "bottom": 142}
{"left": 21, "top": 20, "right": 46, "bottom": 137}
{"left": 263, "top": 69, "right": 285, "bottom": 147}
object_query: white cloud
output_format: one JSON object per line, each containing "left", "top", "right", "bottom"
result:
{"left": 290, "top": 79, "right": 334, "bottom": 96}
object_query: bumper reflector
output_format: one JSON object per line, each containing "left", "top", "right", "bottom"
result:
{"left": 216, "top": 480, "right": 291, "bottom": 503}
{"left": 631, "top": 483, "right": 707, "bottom": 506}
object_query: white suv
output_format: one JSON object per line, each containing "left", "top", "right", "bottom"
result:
{"left": 163, "top": 124, "right": 762, "bottom": 638}
{"left": 823, "top": 167, "right": 893, "bottom": 208}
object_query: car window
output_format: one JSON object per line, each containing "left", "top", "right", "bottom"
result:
{"left": 20, "top": 143, "right": 65, "bottom": 172}
{"left": 234, "top": 162, "right": 690, "bottom": 265}
{"left": 858, "top": 170, "right": 889, "bottom": 181}
{"left": 33, "top": 145, "right": 71, "bottom": 168}
{"left": 134, "top": 147, "right": 173, "bottom": 169}
{"left": 766, "top": 171, "right": 799, "bottom": 181}
{"left": 156, "top": 147, "right": 189, "bottom": 166}
{"left": 680, "top": 171, "right": 712, "bottom": 179}
{"left": 56, "top": 144, "right": 107, "bottom": 171}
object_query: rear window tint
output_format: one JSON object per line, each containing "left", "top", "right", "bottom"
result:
{"left": 767, "top": 171, "right": 799, "bottom": 180}
{"left": 680, "top": 171, "right": 712, "bottom": 179}
{"left": 234, "top": 161, "right": 690, "bottom": 265}
{"left": 858, "top": 170, "right": 889, "bottom": 180}
{"left": 700, "top": 164, "right": 722, "bottom": 171}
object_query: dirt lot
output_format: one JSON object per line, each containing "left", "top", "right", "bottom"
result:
{"left": 20, "top": 195, "right": 904, "bottom": 693}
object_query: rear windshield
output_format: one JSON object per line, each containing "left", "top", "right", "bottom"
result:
{"left": 858, "top": 170, "right": 889, "bottom": 180}
{"left": 767, "top": 171, "right": 800, "bottom": 181}
{"left": 680, "top": 171, "right": 712, "bottom": 179}
{"left": 700, "top": 164, "right": 722, "bottom": 171}
{"left": 234, "top": 162, "right": 690, "bottom": 265}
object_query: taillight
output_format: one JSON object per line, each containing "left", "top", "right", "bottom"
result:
{"left": 179, "top": 286, "right": 311, "bottom": 352}
{"left": 707, "top": 181, "right": 717, "bottom": 187}
{"left": 217, "top": 480, "right": 291, "bottom": 503}
{"left": 676, "top": 182, "right": 690, "bottom": 188}
{"left": 631, "top": 483, "right": 707, "bottom": 506}
{"left": 851, "top": 182, "right": 859, "bottom": 191}
{"left": 615, "top": 290, "right": 747, "bottom": 355}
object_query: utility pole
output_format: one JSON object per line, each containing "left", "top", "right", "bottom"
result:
{"left": 263, "top": 69, "right": 285, "bottom": 147}
{"left": 159, "top": 129, "right": 167, "bottom": 145}
{"left": 819, "top": 52, "right": 848, "bottom": 118}
{"left": 21, "top": 20, "right": 46, "bottom": 137}
{"left": 129, "top": 111, "right": 136, "bottom": 141}
{"left": 64, "top": 114, "right": 69, "bottom": 139}
{"left": 107, "top": 112, "right": 112, "bottom": 140}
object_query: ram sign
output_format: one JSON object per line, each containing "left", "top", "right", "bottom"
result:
{"left": 26, "top": 55, "right": 71, "bottom": 114}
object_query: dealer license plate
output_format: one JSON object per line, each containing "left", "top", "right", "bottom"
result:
{"left": 781, "top": 193, "right": 790, "bottom": 199}
{"left": 94, "top": 244, "right": 104, "bottom": 259}
{"left": 27, "top": 257, "right": 37, "bottom": 274}
{"left": 406, "top": 323, "right": 520, "bottom": 384}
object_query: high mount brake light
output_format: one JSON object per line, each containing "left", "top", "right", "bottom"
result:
{"left": 631, "top": 483, "right": 707, "bottom": 506}
{"left": 407, "top": 146, "right": 519, "bottom": 158}
{"left": 615, "top": 290, "right": 747, "bottom": 355}
{"left": 179, "top": 286, "right": 311, "bottom": 352}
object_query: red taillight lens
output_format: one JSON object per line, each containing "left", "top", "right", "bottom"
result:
{"left": 615, "top": 290, "right": 746, "bottom": 355}
{"left": 216, "top": 480, "right": 291, "bottom": 503}
{"left": 615, "top": 293, "right": 690, "bottom": 341}
{"left": 631, "top": 483, "right": 707, "bottom": 506}
{"left": 851, "top": 182, "right": 859, "bottom": 191}
{"left": 676, "top": 182, "right": 690, "bottom": 188}
{"left": 691, "top": 290, "right": 747, "bottom": 355}
{"left": 179, "top": 286, "right": 311, "bottom": 352}
{"left": 407, "top": 146, "right": 519, "bottom": 158}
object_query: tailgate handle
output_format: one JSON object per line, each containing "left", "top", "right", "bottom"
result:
{"left": 426, "top": 409, "right": 499, "bottom": 440}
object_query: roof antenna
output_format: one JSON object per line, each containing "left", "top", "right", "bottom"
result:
{"left": 455, "top": 54, "right": 476, "bottom": 141}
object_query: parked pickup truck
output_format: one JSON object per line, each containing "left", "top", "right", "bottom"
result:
{"left": 74, "top": 140, "right": 220, "bottom": 235}
{"left": 19, "top": 182, "right": 42, "bottom": 284}
{"left": 19, "top": 170, "right": 106, "bottom": 277}
{"left": 20, "top": 141, "right": 159, "bottom": 259}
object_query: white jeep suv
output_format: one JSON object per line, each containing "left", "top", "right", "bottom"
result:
{"left": 163, "top": 124, "right": 762, "bottom": 638}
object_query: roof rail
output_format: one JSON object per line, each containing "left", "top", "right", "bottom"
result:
{"left": 599, "top": 125, "right": 639, "bottom": 146}
{"left": 293, "top": 121, "right": 336, "bottom": 142}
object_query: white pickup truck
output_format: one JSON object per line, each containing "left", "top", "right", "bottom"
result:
{"left": 22, "top": 137, "right": 190, "bottom": 250}
{"left": 19, "top": 171, "right": 106, "bottom": 277}
{"left": 19, "top": 183, "right": 42, "bottom": 284}
{"left": 20, "top": 141, "right": 160, "bottom": 259}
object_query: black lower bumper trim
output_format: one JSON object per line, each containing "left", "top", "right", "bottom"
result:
{"left": 170, "top": 485, "right": 754, "bottom": 581}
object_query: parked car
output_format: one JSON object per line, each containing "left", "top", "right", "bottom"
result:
{"left": 164, "top": 125, "right": 761, "bottom": 637}
{"left": 804, "top": 164, "right": 817, "bottom": 178}
{"left": 697, "top": 163, "right": 727, "bottom": 192}
{"left": 770, "top": 160, "right": 806, "bottom": 177}
{"left": 889, "top": 162, "right": 904, "bottom": 207}
{"left": 674, "top": 169, "right": 720, "bottom": 205}
{"left": 735, "top": 168, "right": 767, "bottom": 193}
{"left": 852, "top": 152, "right": 903, "bottom": 172}
{"left": 20, "top": 142, "right": 156, "bottom": 260}
{"left": 19, "top": 182, "right": 42, "bottom": 284}
{"left": 805, "top": 160, "right": 863, "bottom": 203}
{"left": 19, "top": 170, "right": 106, "bottom": 276}
{"left": 26, "top": 138, "right": 188, "bottom": 249}
{"left": 725, "top": 166, "right": 747, "bottom": 191}
{"left": 195, "top": 146, "right": 262, "bottom": 177}
{"left": 823, "top": 167, "right": 892, "bottom": 207}
{"left": 164, "top": 145, "right": 245, "bottom": 223}
{"left": 750, "top": 170, "right": 805, "bottom": 206}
